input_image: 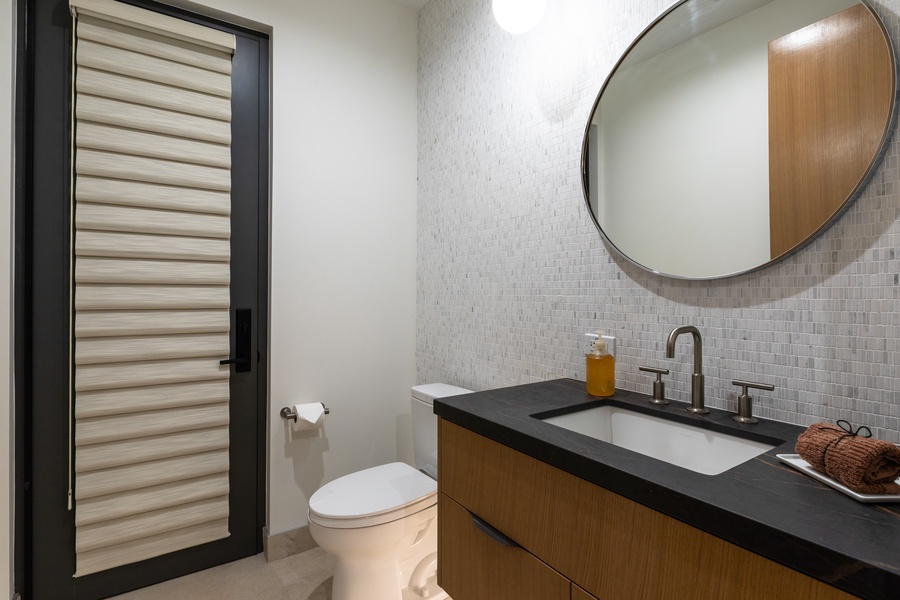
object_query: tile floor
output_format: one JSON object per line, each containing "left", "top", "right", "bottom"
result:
{"left": 109, "top": 547, "right": 335, "bottom": 600}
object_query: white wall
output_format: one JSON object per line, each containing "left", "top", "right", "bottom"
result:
{"left": 174, "top": 0, "right": 419, "bottom": 536}
{"left": 2, "top": 0, "right": 418, "bottom": 588}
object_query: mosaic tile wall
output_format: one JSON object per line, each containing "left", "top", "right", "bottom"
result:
{"left": 416, "top": 0, "right": 900, "bottom": 442}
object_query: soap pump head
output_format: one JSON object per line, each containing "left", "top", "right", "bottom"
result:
{"left": 586, "top": 330, "right": 607, "bottom": 355}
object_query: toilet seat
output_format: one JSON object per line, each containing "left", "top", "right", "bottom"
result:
{"left": 308, "top": 462, "right": 437, "bottom": 529}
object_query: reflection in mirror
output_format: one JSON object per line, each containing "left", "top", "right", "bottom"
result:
{"left": 582, "top": 0, "right": 895, "bottom": 279}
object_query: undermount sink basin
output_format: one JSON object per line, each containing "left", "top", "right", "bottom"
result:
{"left": 538, "top": 404, "right": 777, "bottom": 475}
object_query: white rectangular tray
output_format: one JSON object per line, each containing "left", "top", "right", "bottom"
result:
{"left": 776, "top": 454, "right": 900, "bottom": 503}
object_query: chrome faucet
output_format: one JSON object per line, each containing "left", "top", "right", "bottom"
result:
{"left": 665, "top": 326, "right": 708, "bottom": 414}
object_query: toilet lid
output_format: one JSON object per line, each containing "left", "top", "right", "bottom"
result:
{"left": 308, "top": 462, "right": 436, "bottom": 526}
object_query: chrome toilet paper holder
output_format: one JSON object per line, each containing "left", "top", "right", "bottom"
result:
{"left": 280, "top": 404, "right": 330, "bottom": 422}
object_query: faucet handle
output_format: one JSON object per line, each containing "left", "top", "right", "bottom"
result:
{"left": 639, "top": 366, "right": 670, "bottom": 405}
{"left": 731, "top": 380, "right": 775, "bottom": 424}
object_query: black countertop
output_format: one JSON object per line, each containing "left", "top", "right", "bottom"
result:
{"left": 433, "top": 378, "right": 900, "bottom": 600}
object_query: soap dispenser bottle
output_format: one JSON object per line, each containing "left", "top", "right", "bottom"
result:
{"left": 586, "top": 331, "right": 615, "bottom": 397}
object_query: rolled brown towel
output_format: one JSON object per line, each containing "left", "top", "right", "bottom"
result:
{"left": 795, "top": 422, "right": 900, "bottom": 495}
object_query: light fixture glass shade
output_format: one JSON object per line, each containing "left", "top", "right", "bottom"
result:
{"left": 492, "top": 0, "right": 547, "bottom": 34}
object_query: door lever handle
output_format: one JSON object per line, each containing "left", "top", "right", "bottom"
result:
{"left": 221, "top": 308, "right": 252, "bottom": 372}
{"left": 219, "top": 357, "right": 250, "bottom": 365}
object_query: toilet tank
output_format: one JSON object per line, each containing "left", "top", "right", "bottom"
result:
{"left": 411, "top": 383, "right": 472, "bottom": 478}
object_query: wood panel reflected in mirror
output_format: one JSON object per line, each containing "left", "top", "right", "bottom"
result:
{"left": 582, "top": 0, "right": 896, "bottom": 280}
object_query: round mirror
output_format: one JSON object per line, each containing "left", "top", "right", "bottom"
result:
{"left": 581, "top": 0, "right": 896, "bottom": 279}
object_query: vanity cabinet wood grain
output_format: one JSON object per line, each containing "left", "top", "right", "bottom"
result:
{"left": 437, "top": 419, "right": 858, "bottom": 600}
{"left": 572, "top": 585, "right": 601, "bottom": 600}
{"left": 438, "top": 493, "right": 569, "bottom": 600}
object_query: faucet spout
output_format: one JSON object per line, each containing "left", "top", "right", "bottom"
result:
{"left": 666, "top": 326, "right": 708, "bottom": 414}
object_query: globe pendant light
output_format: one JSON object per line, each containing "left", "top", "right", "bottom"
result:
{"left": 492, "top": 0, "right": 547, "bottom": 34}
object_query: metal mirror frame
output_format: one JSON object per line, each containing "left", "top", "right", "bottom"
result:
{"left": 580, "top": 0, "right": 898, "bottom": 280}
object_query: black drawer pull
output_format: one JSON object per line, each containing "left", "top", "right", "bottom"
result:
{"left": 471, "top": 513, "right": 521, "bottom": 548}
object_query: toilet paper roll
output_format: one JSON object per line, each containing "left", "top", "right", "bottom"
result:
{"left": 291, "top": 402, "right": 327, "bottom": 431}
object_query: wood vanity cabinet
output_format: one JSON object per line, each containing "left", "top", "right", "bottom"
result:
{"left": 572, "top": 586, "right": 601, "bottom": 600}
{"left": 437, "top": 419, "right": 857, "bottom": 600}
{"left": 439, "top": 493, "right": 569, "bottom": 600}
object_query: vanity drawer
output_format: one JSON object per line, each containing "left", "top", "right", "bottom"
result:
{"left": 437, "top": 493, "right": 569, "bottom": 600}
{"left": 439, "top": 419, "right": 858, "bottom": 600}
{"left": 439, "top": 419, "right": 574, "bottom": 564}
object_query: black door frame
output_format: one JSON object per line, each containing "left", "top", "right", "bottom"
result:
{"left": 14, "top": 0, "right": 270, "bottom": 597}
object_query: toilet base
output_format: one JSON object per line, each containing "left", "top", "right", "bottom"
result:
{"left": 331, "top": 561, "right": 447, "bottom": 600}
{"left": 401, "top": 573, "right": 448, "bottom": 600}
{"left": 310, "top": 504, "right": 448, "bottom": 600}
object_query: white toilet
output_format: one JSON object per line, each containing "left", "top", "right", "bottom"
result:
{"left": 307, "top": 383, "right": 472, "bottom": 600}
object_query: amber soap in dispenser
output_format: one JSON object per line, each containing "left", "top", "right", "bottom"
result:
{"left": 586, "top": 331, "right": 615, "bottom": 397}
